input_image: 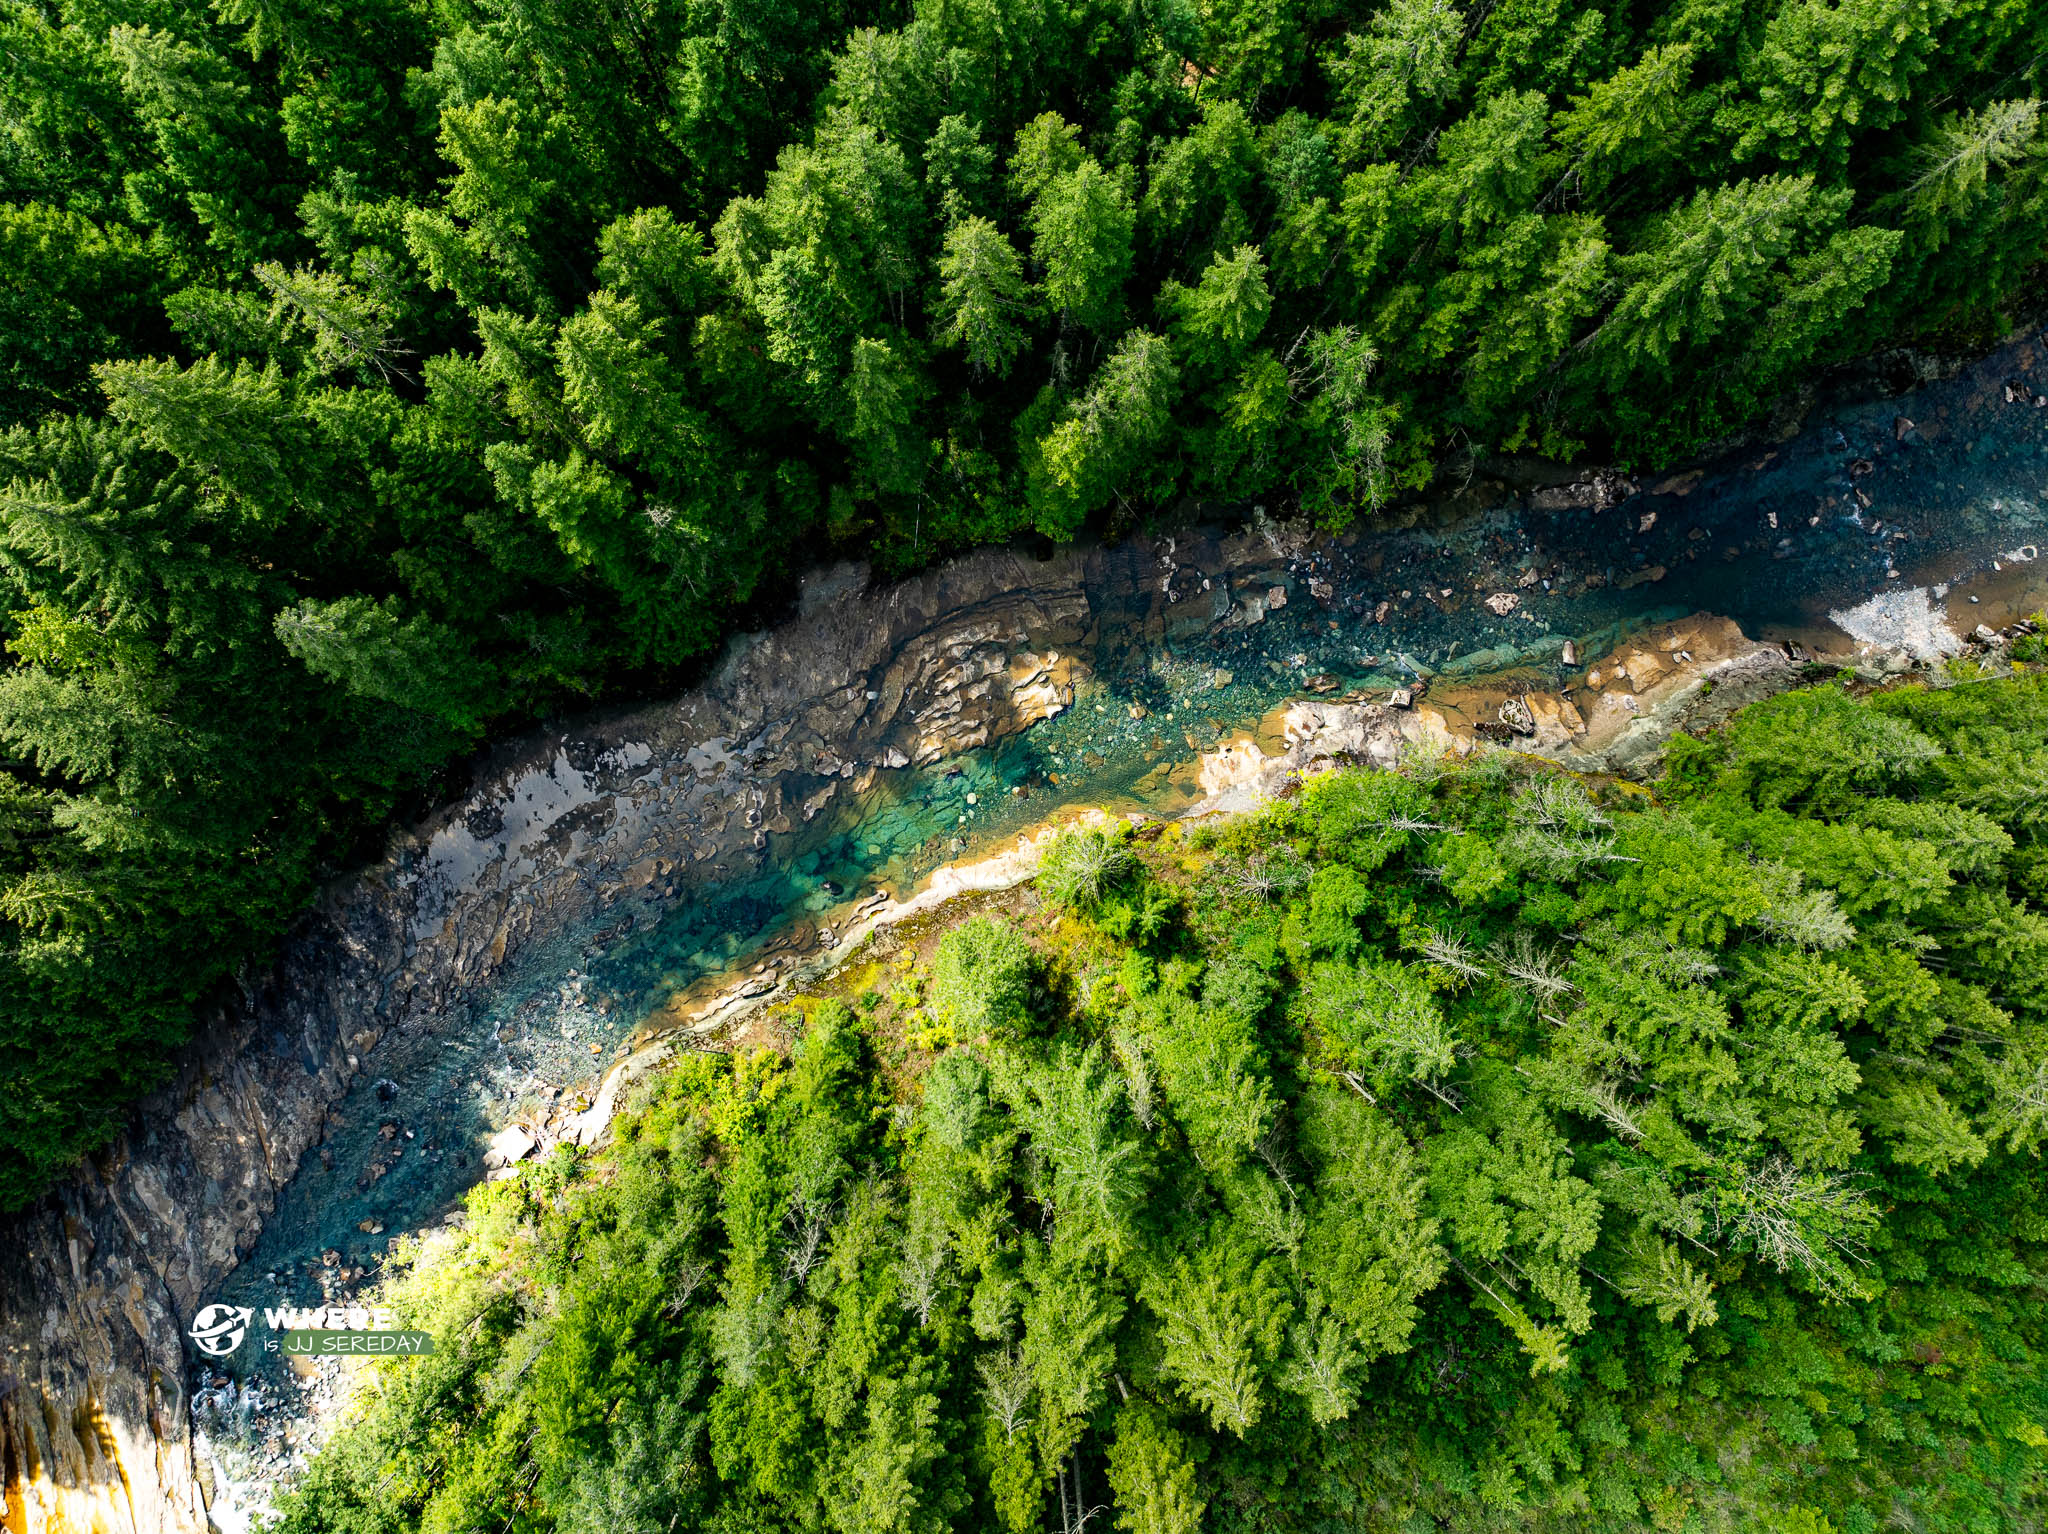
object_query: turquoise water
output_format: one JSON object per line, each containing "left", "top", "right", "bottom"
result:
{"left": 212, "top": 333, "right": 2048, "bottom": 1360}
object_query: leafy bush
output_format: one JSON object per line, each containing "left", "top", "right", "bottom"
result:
{"left": 928, "top": 914, "right": 1035, "bottom": 1040}
{"left": 1034, "top": 825, "right": 1139, "bottom": 912}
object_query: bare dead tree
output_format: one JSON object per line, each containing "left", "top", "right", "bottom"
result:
{"left": 1582, "top": 1079, "right": 1645, "bottom": 1141}
{"left": 899, "top": 1213, "right": 952, "bottom": 1326}
{"left": 1420, "top": 927, "right": 1487, "bottom": 980}
{"left": 1489, "top": 929, "right": 1576, "bottom": 999}
{"left": 782, "top": 1202, "right": 832, "bottom": 1284}
{"left": 1712, "top": 1159, "right": 1874, "bottom": 1301}
{"left": 978, "top": 1348, "right": 1034, "bottom": 1440}
{"left": 664, "top": 1259, "right": 714, "bottom": 1318}
{"left": 1055, "top": 1449, "right": 1109, "bottom": 1534}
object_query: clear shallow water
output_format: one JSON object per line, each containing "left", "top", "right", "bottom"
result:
{"left": 211, "top": 334, "right": 2048, "bottom": 1378}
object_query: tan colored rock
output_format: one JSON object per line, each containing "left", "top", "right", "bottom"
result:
{"left": 483, "top": 1126, "right": 536, "bottom": 1170}
{"left": 1622, "top": 651, "right": 1667, "bottom": 689}
{"left": 1406, "top": 708, "right": 1463, "bottom": 756}
{"left": 1197, "top": 739, "right": 1270, "bottom": 799}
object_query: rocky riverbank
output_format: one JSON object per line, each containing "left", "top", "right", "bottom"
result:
{"left": 607, "top": 606, "right": 1931, "bottom": 1064}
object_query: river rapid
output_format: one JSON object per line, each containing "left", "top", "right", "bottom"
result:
{"left": 83, "top": 334, "right": 2048, "bottom": 1527}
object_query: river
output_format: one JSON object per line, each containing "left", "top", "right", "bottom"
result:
{"left": 185, "top": 333, "right": 2048, "bottom": 1524}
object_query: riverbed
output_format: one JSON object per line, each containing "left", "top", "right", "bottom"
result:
{"left": 189, "top": 331, "right": 2048, "bottom": 1524}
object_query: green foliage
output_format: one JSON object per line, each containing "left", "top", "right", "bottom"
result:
{"left": 1142, "top": 1223, "right": 1287, "bottom": 1434}
{"left": 1295, "top": 1081, "right": 1445, "bottom": 1362}
{"left": 1105, "top": 1402, "right": 1203, "bottom": 1534}
{"left": 929, "top": 914, "right": 1035, "bottom": 1042}
{"left": 1596, "top": 812, "right": 1769, "bottom": 945}
{"left": 1148, "top": 992, "right": 1275, "bottom": 1174}
{"left": 1158, "top": 245, "right": 1271, "bottom": 374}
{"left": 1024, "top": 330, "right": 1180, "bottom": 538}
{"left": 933, "top": 218, "right": 1031, "bottom": 379}
{"left": 1025, "top": 155, "right": 1135, "bottom": 334}
{"left": 1035, "top": 824, "right": 1140, "bottom": 912}
{"left": 1308, "top": 958, "right": 1459, "bottom": 1093}
{"left": 920, "top": 1048, "right": 993, "bottom": 1152}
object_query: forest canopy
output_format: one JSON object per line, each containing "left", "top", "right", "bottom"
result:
{"left": 272, "top": 675, "right": 2048, "bottom": 1534}
{"left": 1, "top": 0, "right": 2045, "bottom": 1202}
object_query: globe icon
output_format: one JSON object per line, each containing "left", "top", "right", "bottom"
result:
{"left": 188, "top": 1304, "right": 251, "bottom": 1357}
